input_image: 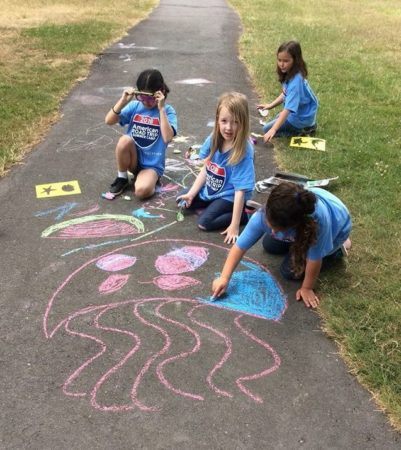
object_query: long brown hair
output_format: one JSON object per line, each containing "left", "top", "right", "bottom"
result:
{"left": 276, "top": 41, "right": 308, "bottom": 84}
{"left": 267, "top": 182, "right": 317, "bottom": 276}
{"left": 209, "top": 92, "right": 250, "bottom": 166}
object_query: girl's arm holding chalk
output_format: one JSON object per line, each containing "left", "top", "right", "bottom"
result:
{"left": 177, "top": 166, "right": 207, "bottom": 207}
{"left": 212, "top": 244, "right": 247, "bottom": 298}
{"left": 263, "top": 108, "right": 290, "bottom": 142}
{"left": 221, "top": 190, "right": 246, "bottom": 244}
{"left": 257, "top": 92, "right": 284, "bottom": 111}
{"left": 296, "top": 258, "right": 322, "bottom": 308}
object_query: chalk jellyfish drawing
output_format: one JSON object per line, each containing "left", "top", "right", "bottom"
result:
{"left": 44, "top": 239, "right": 287, "bottom": 412}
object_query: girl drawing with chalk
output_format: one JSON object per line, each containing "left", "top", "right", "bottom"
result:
{"left": 176, "top": 92, "right": 255, "bottom": 244}
{"left": 105, "top": 68, "right": 177, "bottom": 199}
{"left": 212, "top": 182, "right": 352, "bottom": 308}
{"left": 257, "top": 41, "right": 318, "bottom": 143}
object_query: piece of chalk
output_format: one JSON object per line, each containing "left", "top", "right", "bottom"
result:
{"left": 123, "top": 195, "right": 131, "bottom": 200}
{"left": 173, "top": 149, "right": 181, "bottom": 154}
{"left": 101, "top": 192, "right": 115, "bottom": 200}
{"left": 210, "top": 295, "right": 217, "bottom": 302}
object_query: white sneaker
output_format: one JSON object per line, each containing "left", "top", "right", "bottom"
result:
{"left": 340, "top": 238, "right": 352, "bottom": 257}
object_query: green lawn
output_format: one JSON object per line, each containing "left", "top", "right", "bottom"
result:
{"left": 228, "top": 0, "right": 401, "bottom": 429}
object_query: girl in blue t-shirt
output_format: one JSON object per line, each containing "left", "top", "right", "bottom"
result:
{"left": 212, "top": 182, "right": 352, "bottom": 308}
{"left": 105, "top": 69, "right": 177, "bottom": 199}
{"left": 177, "top": 92, "right": 255, "bottom": 244}
{"left": 257, "top": 41, "right": 318, "bottom": 143}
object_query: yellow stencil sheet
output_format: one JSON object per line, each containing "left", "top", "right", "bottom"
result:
{"left": 290, "top": 137, "right": 326, "bottom": 152}
{"left": 35, "top": 180, "right": 81, "bottom": 198}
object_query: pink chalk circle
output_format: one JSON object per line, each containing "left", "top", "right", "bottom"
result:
{"left": 155, "top": 246, "right": 209, "bottom": 274}
{"left": 55, "top": 220, "right": 139, "bottom": 238}
{"left": 153, "top": 275, "right": 201, "bottom": 291}
{"left": 99, "top": 274, "right": 130, "bottom": 294}
{"left": 96, "top": 254, "right": 137, "bottom": 272}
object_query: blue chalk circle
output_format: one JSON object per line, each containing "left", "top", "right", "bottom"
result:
{"left": 199, "top": 261, "right": 286, "bottom": 321}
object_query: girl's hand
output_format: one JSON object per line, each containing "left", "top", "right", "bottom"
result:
{"left": 176, "top": 193, "right": 193, "bottom": 208}
{"left": 122, "top": 87, "right": 136, "bottom": 103}
{"left": 154, "top": 90, "right": 166, "bottom": 110}
{"left": 257, "top": 103, "right": 270, "bottom": 110}
{"left": 221, "top": 224, "right": 239, "bottom": 245}
{"left": 263, "top": 128, "right": 277, "bottom": 143}
{"left": 212, "top": 276, "right": 229, "bottom": 299}
{"left": 296, "top": 287, "right": 320, "bottom": 308}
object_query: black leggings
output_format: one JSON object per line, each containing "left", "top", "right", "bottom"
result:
{"left": 179, "top": 191, "right": 248, "bottom": 231}
{"left": 262, "top": 233, "right": 345, "bottom": 280}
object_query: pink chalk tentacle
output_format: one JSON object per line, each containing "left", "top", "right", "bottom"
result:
{"left": 188, "top": 304, "right": 233, "bottom": 398}
{"left": 234, "top": 314, "right": 281, "bottom": 403}
{"left": 89, "top": 306, "right": 142, "bottom": 412}
{"left": 155, "top": 299, "right": 204, "bottom": 401}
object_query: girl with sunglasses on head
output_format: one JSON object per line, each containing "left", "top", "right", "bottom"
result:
{"left": 212, "top": 182, "right": 352, "bottom": 308}
{"left": 176, "top": 92, "right": 255, "bottom": 244}
{"left": 105, "top": 69, "right": 177, "bottom": 199}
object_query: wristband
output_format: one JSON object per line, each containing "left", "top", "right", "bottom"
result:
{"left": 112, "top": 106, "right": 121, "bottom": 115}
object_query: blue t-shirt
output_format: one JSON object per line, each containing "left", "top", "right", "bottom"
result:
{"left": 283, "top": 73, "right": 318, "bottom": 129}
{"left": 236, "top": 188, "right": 351, "bottom": 260}
{"left": 198, "top": 135, "right": 255, "bottom": 202}
{"left": 119, "top": 101, "right": 177, "bottom": 176}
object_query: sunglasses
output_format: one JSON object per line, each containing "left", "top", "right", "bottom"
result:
{"left": 134, "top": 90, "right": 156, "bottom": 103}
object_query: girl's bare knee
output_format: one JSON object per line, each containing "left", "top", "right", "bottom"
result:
{"left": 116, "top": 135, "right": 133, "bottom": 153}
{"left": 134, "top": 186, "right": 154, "bottom": 200}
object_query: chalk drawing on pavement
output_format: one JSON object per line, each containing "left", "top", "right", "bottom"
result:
{"left": 175, "top": 78, "right": 215, "bottom": 86}
{"left": 41, "top": 214, "right": 145, "bottom": 239}
{"left": 43, "top": 239, "right": 286, "bottom": 412}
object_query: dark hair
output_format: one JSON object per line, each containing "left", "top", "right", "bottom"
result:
{"left": 136, "top": 69, "right": 170, "bottom": 97}
{"left": 277, "top": 41, "right": 308, "bottom": 83}
{"left": 266, "top": 182, "right": 317, "bottom": 276}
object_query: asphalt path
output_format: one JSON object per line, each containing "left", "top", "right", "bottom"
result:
{"left": 0, "top": 0, "right": 399, "bottom": 448}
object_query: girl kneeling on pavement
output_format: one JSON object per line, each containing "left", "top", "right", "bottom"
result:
{"left": 212, "top": 182, "right": 352, "bottom": 308}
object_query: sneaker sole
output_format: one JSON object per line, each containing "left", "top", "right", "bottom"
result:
{"left": 109, "top": 183, "right": 129, "bottom": 196}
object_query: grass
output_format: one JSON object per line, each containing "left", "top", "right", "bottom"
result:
{"left": 228, "top": 0, "right": 401, "bottom": 430}
{"left": 0, "top": 0, "right": 157, "bottom": 174}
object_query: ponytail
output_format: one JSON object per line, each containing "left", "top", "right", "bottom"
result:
{"left": 266, "top": 182, "right": 317, "bottom": 275}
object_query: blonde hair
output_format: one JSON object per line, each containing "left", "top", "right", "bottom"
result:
{"left": 209, "top": 92, "right": 250, "bottom": 166}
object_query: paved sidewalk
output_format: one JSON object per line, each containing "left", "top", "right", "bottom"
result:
{"left": 0, "top": 0, "right": 399, "bottom": 448}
